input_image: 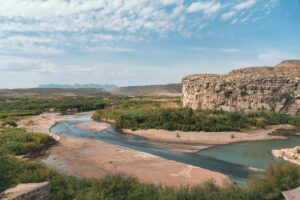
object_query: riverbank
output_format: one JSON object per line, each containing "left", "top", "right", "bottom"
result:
{"left": 19, "top": 113, "right": 230, "bottom": 187}
{"left": 41, "top": 135, "right": 229, "bottom": 186}
{"left": 18, "top": 113, "right": 77, "bottom": 140}
{"left": 75, "top": 121, "right": 110, "bottom": 132}
{"left": 122, "top": 125, "right": 294, "bottom": 151}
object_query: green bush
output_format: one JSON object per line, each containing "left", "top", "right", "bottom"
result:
{"left": 2, "top": 120, "right": 18, "bottom": 127}
{"left": 0, "top": 128, "right": 55, "bottom": 156}
{"left": 0, "top": 97, "right": 108, "bottom": 118}
{"left": 93, "top": 101, "right": 300, "bottom": 132}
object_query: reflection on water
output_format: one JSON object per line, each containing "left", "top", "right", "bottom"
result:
{"left": 50, "top": 115, "right": 300, "bottom": 182}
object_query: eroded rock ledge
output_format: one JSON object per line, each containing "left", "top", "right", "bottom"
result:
{"left": 272, "top": 146, "right": 300, "bottom": 165}
{"left": 182, "top": 60, "right": 300, "bottom": 114}
{"left": 1, "top": 182, "right": 50, "bottom": 200}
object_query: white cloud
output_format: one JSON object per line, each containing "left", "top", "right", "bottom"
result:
{"left": 161, "top": 0, "right": 184, "bottom": 6}
{"left": 0, "top": 56, "right": 58, "bottom": 73}
{"left": 191, "top": 47, "right": 241, "bottom": 53}
{"left": 0, "top": 34, "right": 65, "bottom": 55}
{"left": 0, "top": 1, "right": 104, "bottom": 19}
{"left": 0, "top": 1, "right": 281, "bottom": 73}
{"left": 16, "top": 45, "right": 64, "bottom": 56}
{"left": 0, "top": 0, "right": 188, "bottom": 35}
{"left": 221, "top": 11, "right": 237, "bottom": 20}
{"left": 0, "top": 55, "right": 101, "bottom": 74}
{"left": 0, "top": 54, "right": 192, "bottom": 88}
{"left": 187, "top": 1, "right": 222, "bottom": 15}
{"left": 0, "top": 0, "right": 279, "bottom": 41}
{"left": 234, "top": 0, "right": 256, "bottom": 11}
{"left": 220, "top": 48, "right": 241, "bottom": 53}
{"left": 258, "top": 50, "right": 296, "bottom": 62}
{"left": 85, "top": 46, "right": 135, "bottom": 53}
{"left": 221, "top": 0, "right": 274, "bottom": 23}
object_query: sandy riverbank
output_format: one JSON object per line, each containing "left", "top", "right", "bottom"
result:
{"left": 41, "top": 135, "right": 229, "bottom": 186}
{"left": 75, "top": 121, "right": 110, "bottom": 132}
{"left": 18, "top": 113, "right": 77, "bottom": 140}
{"left": 123, "top": 124, "right": 295, "bottom": 149}
{"left": 19, "top": 113, "right": 230, "bottom": 187}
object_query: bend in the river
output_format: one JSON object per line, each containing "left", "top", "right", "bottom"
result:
{"left": 50, "top": 114, "right": 300, "bottom": 182}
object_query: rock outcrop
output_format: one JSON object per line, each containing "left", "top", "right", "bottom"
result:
{"left": 182, "top": 60, "right": 300, "bottom": 114}
{"left": 272, "top": 146, "right": 300, "bottom": 165}
{"left": 1, "top": 182, "right": 50, "bottom": 200}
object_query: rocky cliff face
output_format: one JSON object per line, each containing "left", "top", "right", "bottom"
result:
{"left": 182, "top": 60, "right": 300, "bottom": 114}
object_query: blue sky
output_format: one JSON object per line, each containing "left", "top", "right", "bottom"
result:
{"left": 0, "top": 0, "right": 299, "bottom": 88}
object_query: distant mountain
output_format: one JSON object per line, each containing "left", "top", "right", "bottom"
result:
{"left": 38, "top": 84, "right": 118, "bottom": 91}
{"left": 111, "top": 83, "right": 182, "bottom": 97}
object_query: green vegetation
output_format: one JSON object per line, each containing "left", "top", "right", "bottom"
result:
{"left": 0, "top": 128, "right": 55, "bottom": 156}
{"left": 93, "top": 101, "right": 300, "bottom": 132}
{"left": 1, "top": 119, "right": 18, "bottom": 127}
{"left": 1, "top": 149, "right": 300, "bottom": 199}
{"left": 0, "top": 97, "right": 108, "bottom": 119}
{"left": 1, "top": 98, "right": 300, "bottom": 199}
{"left": 0, "top": 127, "right": 57, "bottom": 192}
{"left": 0, "top": 108, "right": 300, "bottom": 199}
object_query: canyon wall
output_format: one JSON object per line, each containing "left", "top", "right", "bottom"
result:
{"left": 182, "top": 60, "right": 300, "bottom": 114}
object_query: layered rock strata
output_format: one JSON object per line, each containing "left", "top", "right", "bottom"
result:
{"left": 182, "top": 60, "right": 300, "bottom": 113}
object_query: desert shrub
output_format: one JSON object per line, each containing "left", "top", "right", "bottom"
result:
{"left": 0, "top": 97, "right": 108, "bottom": 118}
{"left": 93, "top": 101, "right": 300, "bottom": 132}
{"left": 2, "top": 120, "right": 17, "bottom": 127}
{"left": 0, "top": 128, "right": 55, "bottom": 156}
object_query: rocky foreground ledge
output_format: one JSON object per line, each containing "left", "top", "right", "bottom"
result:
{"left": 272, "top": 146, "right": 300, "bottom": 165}
{"left": 1, "top": 182, "right": 50, "bottom": 200}
{"left": 182, "top": 60, "right": 300, "bottom": 113}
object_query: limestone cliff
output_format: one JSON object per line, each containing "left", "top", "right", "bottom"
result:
{"left": 272, "top": 146, "right": 300, "bottom": 165}
{"left": 182, "top": 60, "right": 300, "bottom": 114}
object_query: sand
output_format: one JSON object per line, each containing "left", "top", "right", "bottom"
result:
{"left": 19, "top": 113, "right": 230, "bottom": 187}
{"left": 75, "top": 121, "right": 110, "bottom": 132}
{"left": 41, "top": 135, "right": 229, "bottom": 187}
{"left": 18, "top": 113, "right": 76, "bottom": 140}
{"left": 123, "top": 125, "right": 295, "bottom": 148}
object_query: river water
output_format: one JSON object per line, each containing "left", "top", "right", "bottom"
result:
{"left": 198, "top": 135, "right": 300, "bottom": 169}
{"left": 50, "top": 114, "right": 300, "bottom": 183}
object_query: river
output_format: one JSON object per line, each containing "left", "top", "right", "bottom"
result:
{"left": 50, "top": 114, "right": 300, "bottom": 183}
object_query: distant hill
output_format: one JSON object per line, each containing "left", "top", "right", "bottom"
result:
{"left": 38, "top": 84, "right": 118, "bottom": 91}
{"left": 111, "top": 84, "right": 182, "bottom": 97}
{"left": 0, "top": 88, "right": 111, "bottom": 98}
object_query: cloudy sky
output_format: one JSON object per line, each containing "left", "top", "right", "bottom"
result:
{"left": 0, "top": 0, "right": 299, "bottom": 88}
